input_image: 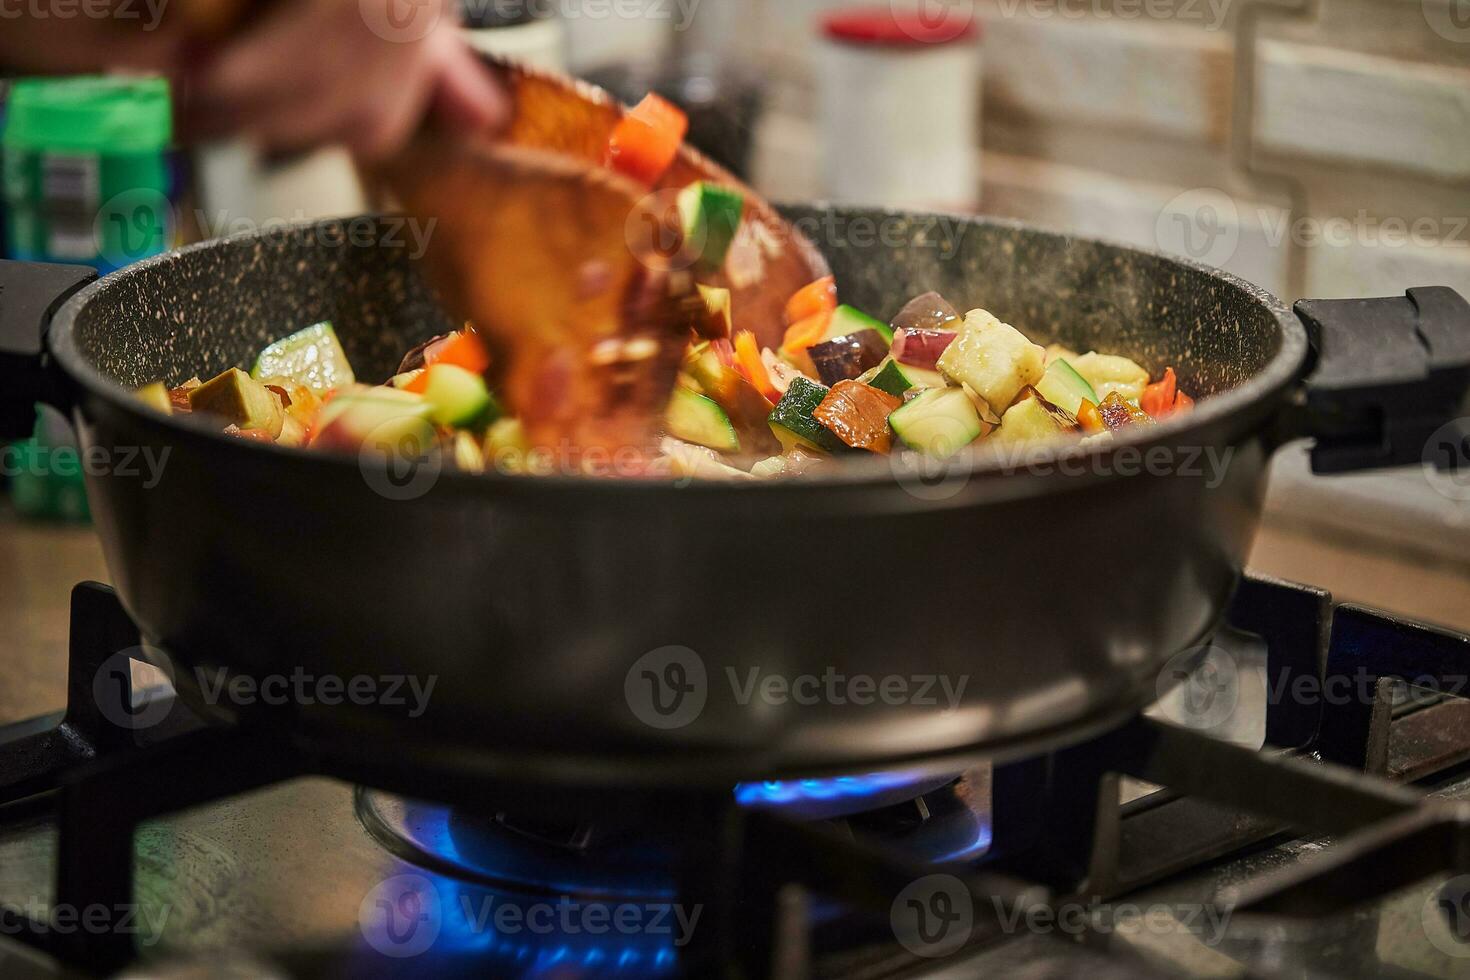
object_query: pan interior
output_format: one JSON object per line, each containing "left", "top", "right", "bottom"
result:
{"left": 63, "top": 210, "right": 1294, "bottom": 411}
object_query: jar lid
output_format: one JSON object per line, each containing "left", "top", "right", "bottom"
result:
{"left": 821, "top": 7, "right": 980, "bottom": 47}
{"left": 2, "top": 76, "right": 172, "bottom": 153}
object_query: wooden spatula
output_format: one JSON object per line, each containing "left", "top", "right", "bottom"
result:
{"left": 367, "top": 59, "right": 831, "bottom": 460}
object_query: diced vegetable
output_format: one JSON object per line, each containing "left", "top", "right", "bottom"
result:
{"left": 995, "top": 390, "right": 1078, "bottom": 442}
{"left": 687, "top": 345, "right": 738, "bottom": 405}
{"left": 1097, "top": 392, "right": 1155, "bottom": 430}
{"left": 813, "top": 380, "right": 901, "bottom": 454}
{"left": 251, "top": 322, "right": 354, "bottom": 393}
{"left": 484, "top": 417, "right": 530, "bottom": 473}
{"left": 935, "top": 309, "right": 1046, "bottom": 416}
{"left": 662, "top": 438, "right": 756, "bottom": 481}
{"left": 666, "top": 387, "right": 740, "bottom": 453}
{"left": 891, "top": 328, "right": 957, "bottom": 369}
{"left": 782, "top": 312, "right": 831, "bottom": 357}
{"left": 733, "top": 331, "right": 780, "bottom": 403}
{"left": 1072, "top": 352, "right": 1149, "bottom": 404}
{"left": 1076, "top": 399, "right": 1104, "bottom": 433}
{"left": 697, "top": 285, "right": 732, "bottom": 337}
{"left": 1034, "top": 358, "right": 1098, "bottom": 417}
{"left": 823, "top": 304, "right": 893, "bottom": 344}
{"left": 311, "top": 387, "right": 435, "bottom": 454}
{"left": 390, "top": 369, "right": 425, "bottom": 389}
{"left": 1141, "top": 367, "right": 1194, "bottom": 419}
{"left": 421, "top": 364, "right": 497, "bottom": 428}
{"left": 678, "top": 182, "right": 744, "bottom": 272}
{"left": 277, "top": 415, "right": 308, "bottom": 448}
{"left": 785, "top": 276, "right": 837, "bottom": 326}
{"left": 606, "top": 93, "right": 688, "bottom": 186}
{"left": 453, "top": 431, "right": 487, "bottom": 473}
{"left": 890, "top": 291, "right": 961, "bottom": 334}
{"left": 189, "top": 368, "right": 285, "bottom": 438}
{"left": 135, "top": 382, "right": 172, "bottom": 414}
{"left": 768, "top": 377, "right": 846, "bottom": 453}
{"left": 868, "top": 357, "right": 948, "bottom": 398}
{"left": 424, "top": 331, "right": 491, "bottom": 376}
{"left": 889, "top": 387, "right": 984, "bottom": 459}
{"left": 807, "top": 330, "right": 889, "bottom": 386}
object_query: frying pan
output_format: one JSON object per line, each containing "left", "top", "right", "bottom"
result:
{"left": 2, "top": 209, "right": 1468, "bottom": 791}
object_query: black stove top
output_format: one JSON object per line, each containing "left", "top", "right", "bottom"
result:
{"left": 4, "top": 575, "right": 1470, "bottom": 978}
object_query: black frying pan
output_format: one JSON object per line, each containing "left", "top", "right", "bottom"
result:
{"left": 2, "top": 208, "right": 1467, "bottom": 791}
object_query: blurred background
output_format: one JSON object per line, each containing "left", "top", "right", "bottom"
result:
{"left": 4, "top": 0, "right": 1470, "bottom": 720}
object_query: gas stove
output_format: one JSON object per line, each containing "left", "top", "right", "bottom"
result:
{"left": 3, "top": 575, "right": 1470, "bottom": 978}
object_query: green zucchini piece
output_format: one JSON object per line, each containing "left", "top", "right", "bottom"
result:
{"left": 823, "top": 304, "right": 894, "bottom": 344}
{"left": 767, "top": 377, "right": 845, "bottom": 453}
{"left": 667, "top": 387, "right": 740, "bottom": 453}
{"left": 421, "top": 364, "right": 497, "bottom": 428}
{"left": 678, "top": 182, "right": 744, "bottom": 272}
{"left": 868, "top": 358, "right": 948, "bottom": 398}
{"left": 1034, "top": 358, "right": 1098, "bottom": 416}
{"left": 889, "top": 387, "right": 983, "bottom": 458}
{"left": 251, "top": 321, "right": 355, "bottom": 392}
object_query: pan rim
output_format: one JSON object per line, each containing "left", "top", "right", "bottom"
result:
{"left": 47, "top": 209, "right": 1308, "bottom": 496}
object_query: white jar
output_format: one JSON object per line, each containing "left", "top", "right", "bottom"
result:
{"left": 817, "top": 7, "right": 981, "bottom": 211}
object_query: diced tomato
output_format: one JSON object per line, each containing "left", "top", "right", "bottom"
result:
{"left": 733, "top": 331, "right": 780, "bottom": 403}
{"left": 425, "top": 331, "right": 491, "bottom": 375}
{"left": 606, "top": 94, "right": 688, "bottom": 187}
{"left": 1141, "top": 367, "right": 1179, "bottom": 418}
{"left": 1076, "top": 398, "right": 1104, "bottom": 433}
{"left": 781, "top": 311, "right": 831, "bottom": 356}
{"left": 785, "top": 276, "right": 837, "bottom": 326}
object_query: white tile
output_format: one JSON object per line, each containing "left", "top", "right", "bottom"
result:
{"left": 1257, "top": 40, "right": 1470, "bottom": 182}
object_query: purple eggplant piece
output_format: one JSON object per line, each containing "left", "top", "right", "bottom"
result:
{"left": 808, "top": 330, "right": 890, "bottom": 386}
{"left": 890, "top": 291, "right": 961, "bottom": 334}
{"left": 892, "top": 328, "right": 957, "bottom": 369}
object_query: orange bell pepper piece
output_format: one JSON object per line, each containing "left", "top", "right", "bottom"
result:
{"left": 781, "top": 311, "right": 832, "bottom": 357}
{"left": 785, "top": 276, "right": 837, "bottom": 326}
{"left": 425, "top": 331, "right": 491, "bottom": 375}
{"left": 606, "top": 93, "right": 689, "bottom": 187}
{"left": 733, "top": 331, "right": 780, "bottom": 403}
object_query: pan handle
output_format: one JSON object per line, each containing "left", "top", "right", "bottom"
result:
{"left": 0, "top": 260, "right": 98, "bottom": 440}
{"left": 1293, "top": 286, "right": 1470, "bottom": 474}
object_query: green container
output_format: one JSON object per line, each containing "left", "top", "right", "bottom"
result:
{"left": 2, "top": 75, "right": 173, "bottom": 273}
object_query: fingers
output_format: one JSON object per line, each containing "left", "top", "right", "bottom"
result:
{"left": 179, "top": 0, "right": 508, "bottom": 161}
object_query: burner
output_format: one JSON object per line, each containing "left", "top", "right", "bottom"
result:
{"left": 355, "top": 771, "right": 992, "bottom": 902}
